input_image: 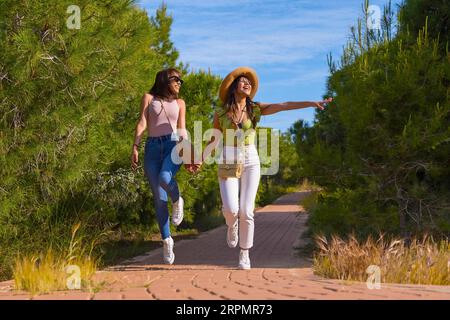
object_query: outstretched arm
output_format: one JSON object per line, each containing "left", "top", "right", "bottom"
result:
{"left": 260, "top": 98, "right": 333, "bottom": 115}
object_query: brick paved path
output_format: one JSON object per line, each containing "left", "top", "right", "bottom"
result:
{"left": 1, "top": 191, "right": 449, "bottom": 300}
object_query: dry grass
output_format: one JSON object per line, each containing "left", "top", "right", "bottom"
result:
{"left": 298, "top": 178, "right": 322, "bottom": 192}
{"left": 13, "top": 223, "right": 99, "bottom": 295}
{"left": 313, "top": 234, "right": 450, "bottom": 285}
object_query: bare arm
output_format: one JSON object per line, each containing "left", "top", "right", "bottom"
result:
{"left": 260, "top": 98, "right": 333, "bottom": 115}
{"left": 175, "top": 99, "right": 193, "bottom": 170}
{"left": 131, "top": 93, "right": 152, "bottom": 170}
{"left": 177, "top": 98, "right": 188, "bottom": 140}
{"left": 133, "top": 93, "right": 152, "bottom": 146}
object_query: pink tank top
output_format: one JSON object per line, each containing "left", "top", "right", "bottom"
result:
{"left": 147, "top": 98, "right": 179, "bottom": 137}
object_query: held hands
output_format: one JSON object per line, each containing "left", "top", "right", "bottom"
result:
{"left": 313, "top": 97, "right": 333, "bottom": 110}
{"left": 185, "top": 148, "right": 203, "bottom": 174}
{"left": 131, "top": 145, "right": 202, "bottom": 174}
{"left": 184, "top": 162, "right": 202, "bottom": 174}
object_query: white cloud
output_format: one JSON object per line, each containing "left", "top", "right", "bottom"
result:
{"left": 137, "top": 0, "right": 383, "bottom": 130}
{"left": 168, "top": 4, "right": 358, "bottom": 70}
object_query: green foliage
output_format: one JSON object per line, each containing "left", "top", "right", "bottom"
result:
{"left": 149, "top": 3, "right": 179, "bottom": 68}
{"left": 290, "top": 0, "right": 450, "bottom": 239}
{"left": 0, "top": 0, "right": 180, "bottom": 280}
{"left": 257, "top": 131, "right": 302, "bottom": 206}
{"left": 399, "top": 0, "right": 449, "bottom": 53}
{"left": 176, "top": 70, "right": 223, "bottom": 224}
{"left": 308, "top": 189, "right": 399, "bottom": 238}
{"left": 0, "top": 0, "right": 306, "bottom": 281}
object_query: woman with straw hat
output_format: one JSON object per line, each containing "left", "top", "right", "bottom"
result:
{"left": 196, "top": 66, "right": 332, "bottom": 269}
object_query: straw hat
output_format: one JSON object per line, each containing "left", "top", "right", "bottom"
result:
{"left": 218, "top": 67, "right": 259, "bottom": 103}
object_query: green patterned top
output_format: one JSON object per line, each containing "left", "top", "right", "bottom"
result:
{"left": 218, "top": 103, "right": 262, "bottom": 146}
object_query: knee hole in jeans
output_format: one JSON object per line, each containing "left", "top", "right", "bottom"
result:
{"left": 158, "top": 171, "right": 172, "bottom": 189}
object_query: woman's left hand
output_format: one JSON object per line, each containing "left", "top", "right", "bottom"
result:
{"left": 184, "top": 163, "right": 196, "bottom": 174}
{"left": 313, "top": 97, "right": 333, "bottom": 110}
{"left": 192, "top": 162, "right": 202, "bottom": 173}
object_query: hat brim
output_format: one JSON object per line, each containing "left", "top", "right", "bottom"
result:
{"left": 219, "top": 67, "right": 259, "bottom": 103}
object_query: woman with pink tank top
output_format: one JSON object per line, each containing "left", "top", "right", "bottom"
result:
{"left": 131, "top": 68, "right": 193, "bottom": 265}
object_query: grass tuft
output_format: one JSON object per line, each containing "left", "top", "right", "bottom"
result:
{"left": 13, "top": 223, "right": 100, "bottom": 294}
{"left": 313, "top": 233, "right": 450, "bottom": 285}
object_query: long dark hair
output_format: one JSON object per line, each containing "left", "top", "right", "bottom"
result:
{"left": 220, "top": 76, "right": 258, "bottom": 128}
{"left": 149, "top": 68, "right": 181, "bottom": 100}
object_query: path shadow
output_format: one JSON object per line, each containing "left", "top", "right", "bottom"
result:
{"left": 105, "top": 222, "right": 312, "bottom": 270}
{"left": 99, "top": 234, "right": 200, "bottom": 267}
{"left": 100, "top": 191, "right": 314, "bottom": 271}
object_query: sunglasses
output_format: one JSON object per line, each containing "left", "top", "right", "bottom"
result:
{"left": 169, "top": 76, "right": 184, "bottom": 85}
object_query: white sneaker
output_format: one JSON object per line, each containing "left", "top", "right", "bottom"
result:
{"left": 172, "top": 196, "right": 184, "bottom": 226}
{"left": 238, "top": 249, "right": 251, "bottom": 270}
{"left": 227, "top": 220, "right": 239, "bottom": 248}
{"left": 162, "top": 236, "right": 175, "bottom": 264}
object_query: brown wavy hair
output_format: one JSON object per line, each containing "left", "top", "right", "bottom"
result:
{"left": 220, "top": 76, "right": 259, "bottom": 128}
{"left": 149, "top": 68, "right": 181, "bottom": 100}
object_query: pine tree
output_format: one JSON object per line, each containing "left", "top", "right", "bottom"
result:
{"left": 149, "top": 3, "right": 179, "bottom": 68}
{"left": 290, "top": 0, "right": 450, "bottom": 239}
{"left": 399, "top": 0, "right": 449, "bottom": 52}
{"left": 0, "top": 0, "right": 177, "bottom": 280}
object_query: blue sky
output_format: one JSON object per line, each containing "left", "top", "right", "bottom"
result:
{"left": 138, "top": 0, "right": 402, "bottom": 132}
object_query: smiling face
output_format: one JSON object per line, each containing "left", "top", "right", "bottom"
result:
{"left": 150, "top": 68, "right": 183, "bottom": 100}
{"left": 236, "top": 76, "right": 252, "bottom": 97}
{"left": 168, "top": 72, "right": 183, "bottom": 95}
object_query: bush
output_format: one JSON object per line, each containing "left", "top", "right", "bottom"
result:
{"left": 290, "top": 0, "right": 450, "bottom": 239}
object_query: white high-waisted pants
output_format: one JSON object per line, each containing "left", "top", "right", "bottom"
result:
{"left": 219, "top": 144, "right": 261, "bottom": 249}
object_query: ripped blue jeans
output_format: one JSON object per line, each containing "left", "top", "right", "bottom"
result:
{"left": 144, "top": 134, "right": 182, "bottom": 240}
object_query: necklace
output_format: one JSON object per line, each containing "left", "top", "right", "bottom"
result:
{"left": 230, "top": 102, "right": 247, "bottom": 126}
